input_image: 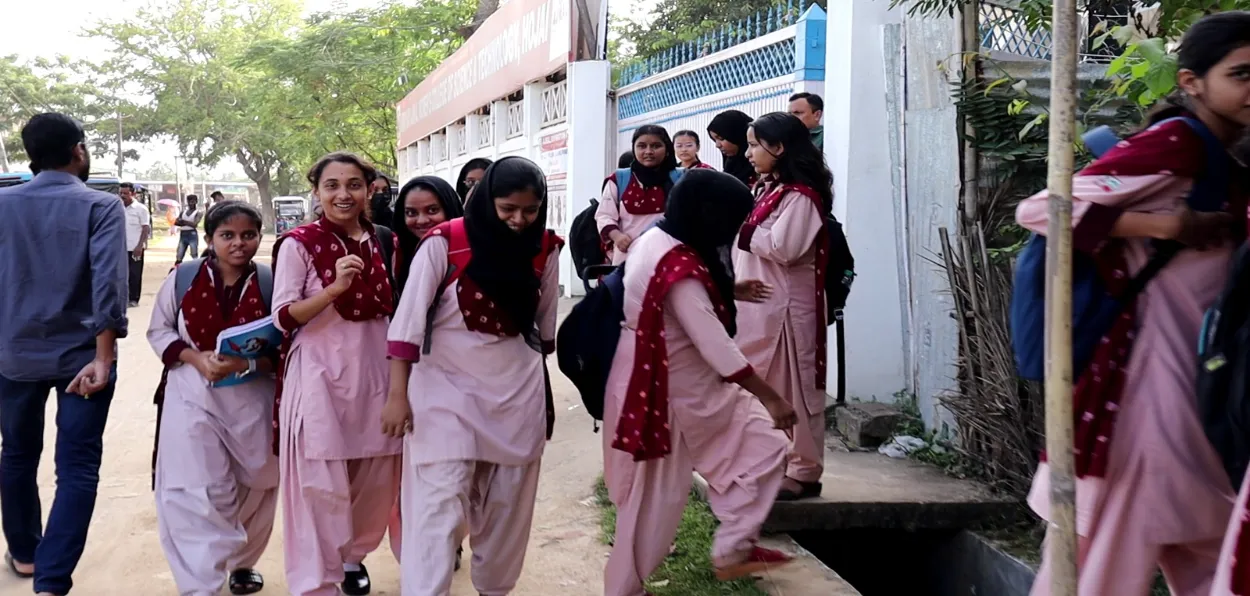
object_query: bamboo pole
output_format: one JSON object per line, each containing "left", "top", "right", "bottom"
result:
{"left": 1044, "top": 0, "right": 1080, "bottom": 592}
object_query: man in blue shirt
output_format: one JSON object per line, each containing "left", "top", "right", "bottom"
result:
{"left": 0, "top": 113, "right": 128, "bottom": 595}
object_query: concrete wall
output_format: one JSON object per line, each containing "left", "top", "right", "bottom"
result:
{"left": 823, "top": 0, "right": 964, "bottom": 430}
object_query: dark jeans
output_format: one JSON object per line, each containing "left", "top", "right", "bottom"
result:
{"left": 0, "top": 369, "right": 115, "bottom": 595}
{"left": 128, "top": 251, "right": 144, "bottom": 304}
{"left": 175, "top": 230, "right": 198, "bottom": 263}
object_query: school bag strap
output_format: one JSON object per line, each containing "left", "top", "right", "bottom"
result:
{"left": 421, "top": 218, "right": 563, "bottom": 355}
{"left": 1010, "top": 115, "right": 1232, "bottom": 381}
{"left": 611, "top": 168, "right": 684, "bottom": 204}
{"left": 173, "top": 258, "right": 274, "bottom": 315}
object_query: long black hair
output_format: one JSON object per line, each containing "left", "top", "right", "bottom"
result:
{"left": 456, "top": 158, "right": 493, "bottom": 203}
{"left": 657, "top": 170, "right": 755, "bottom": 336}
{"left": 628, "top": 125, "right": 679, "bottom": 191}
{"left": 707, "top": 110, "right": 755, "bottom": 185}
{"left": 463, "top": 157, "right": 549, "bottom": 349}
{"left": 749, "top": 112, "right": 834, "bottom": 214}
{"left": 393, "top": 176, "right": 465, "bottom": 293}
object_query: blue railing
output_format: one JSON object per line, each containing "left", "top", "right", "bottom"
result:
{"left": 615, "top": 0, "right": 819, "bottom": 87}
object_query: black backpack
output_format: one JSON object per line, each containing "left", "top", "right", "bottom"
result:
{"left": 556, "top": 264, "right": 625, "bottom": 431}
{"left": 569, "top": 198, "right": 606, "bottom": 291}
{"left": 1196, "top": 241, "right": 1250, "bottom": 487}
{"left": 825, "top": 216, "right": 855, "bottom": 404}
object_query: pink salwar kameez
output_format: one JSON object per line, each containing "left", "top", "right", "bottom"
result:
{"left": 273, "top": 237, "right": 403, "bottom": 596}
{"left": 732, "top": 187, "right": 827, "bottom": 486}
{"left": 148, "top": 270, "right": 278, "bottom": 595}
{"left": 1018, "top": 119, "right": 1238, "bottom": 595}
{"left": 386, "top": 226, "right": 561, "bottom": 596}
{"left": 603, "top": 229, "right": 788, "bottom": 596}
{"left": 596, "top": 179, "right": 666, "bottom": 265}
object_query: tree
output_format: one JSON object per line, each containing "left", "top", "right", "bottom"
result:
{"left": 614, "top": 0, "right": 821, "bottom": 65}
{"left": 90, "top": 0, "right": 306, "bottom": 216}
{"left": 135, "top": 161, "right": 177, "bottom": 181}
{"left": 241, "top": 0, "right": 474, "bottom": 173}
{"left": 0, "top": 55, "right": 146, "bottom": 172}
{"left": 90, "top": 0, "right": 474, "bottom": 219}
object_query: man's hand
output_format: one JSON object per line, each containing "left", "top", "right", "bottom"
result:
{"left": 67, "top": 359, "right": 111, "bottom": 397}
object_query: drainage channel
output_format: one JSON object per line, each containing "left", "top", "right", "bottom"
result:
{"left": 791, "top": 529, "right": 1036, "bottom": 596}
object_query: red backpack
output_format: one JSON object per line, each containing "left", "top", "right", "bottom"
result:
{"left": 422, "top": 218, "right": 562, "bottom": 354}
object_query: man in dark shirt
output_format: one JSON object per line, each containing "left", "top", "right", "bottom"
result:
{"left": 0, "top": 113, "right": 128, "bottom": 596}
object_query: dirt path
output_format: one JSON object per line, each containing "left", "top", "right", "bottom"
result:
{"left": 0, "top": 236, "right": 607, "bottom": 595}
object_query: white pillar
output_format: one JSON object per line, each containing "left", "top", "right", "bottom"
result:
{"left": 565, "top": 61, "right": 612, "bottom": 297}
{"left": 491, "top": 100, "right": 511, "bottom": 160}
{"left": 824, "top": 0, "right": 908, "bottom": 405}
{"left": 523, "top": 81, "right": 552, "bottom": 161}
{"left": 417, "top": 139, "right": 430, "bottom": 175}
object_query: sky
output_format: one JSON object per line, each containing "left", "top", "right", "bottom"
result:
{"left": 2, "top": 0, "right": 649, "bottom": 179}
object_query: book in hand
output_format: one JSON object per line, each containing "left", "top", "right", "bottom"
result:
{"left": 212, "top": 316, "right": 283, "bottom": 388}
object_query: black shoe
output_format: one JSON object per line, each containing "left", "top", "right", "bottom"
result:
{"left": 342, "top": 564, "right": 371, "bottom": 595}
{"left": 776, "top": 479, "right": 823, "bottom": 501}
{"left": 228, "top": 568, "right": 264, "bottom": 595}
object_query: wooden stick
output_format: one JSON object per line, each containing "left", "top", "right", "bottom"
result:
{"left": 1044, "top": 0, "right": 1080, "bottom": 591}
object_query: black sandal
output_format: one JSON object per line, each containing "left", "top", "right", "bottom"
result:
{"left": 228, "top": 568, "right": 263, "bottom": 595}
{"left": 342, "top": 563, "right": 371, "bottom": 595}
{"left": 5, "top": 551, "right": 32, "bottom": 579}
{"left": 776, "top": 479, "right": 823, "bottom": 501}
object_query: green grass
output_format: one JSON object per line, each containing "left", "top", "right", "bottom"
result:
{"left": 593, "top": 477, "right": 768, "bottom": 596}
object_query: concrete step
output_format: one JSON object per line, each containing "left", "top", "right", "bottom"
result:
{"left": 765, "top": 448, "right": 1018, "bottom": 533}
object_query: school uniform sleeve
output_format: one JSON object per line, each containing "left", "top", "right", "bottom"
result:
{"left": 737, "top": 190, "right": 824, "bottom": 266}
{"left": 89, "top": 197, "right": 129, "bottom": 339}
{"left": 537, "top": 248, "right": 561, "bottom": 354}
{"left": 387, "top": 235, "right": 450, "bottom": 362}
{"left": 1015, "top": 174, "right": 1188, "bottom": 253}
{"left": 147, "top": 271, "right": 189, "bottom": 366}
{"left": 668, "top": 279, "right": 753, "bottom": 382}
{"left": 273, "top": 240, "right": 312, "bottom": 334}
{"left": 596, "top": 180, "right": 622, "bottom": 242}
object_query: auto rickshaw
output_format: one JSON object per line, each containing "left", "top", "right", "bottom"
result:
{"left": 273, "top": 195, "right": 309, "bottom": 234}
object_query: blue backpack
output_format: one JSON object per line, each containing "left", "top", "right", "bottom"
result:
{"left": 612, "top": 167, "right": 683, "bottom": 202}
{"left": 556, "top": 264, "right": 626, "bottom": 431}
{"left": 1010, "top": 117, "right": 1231, "bottom": 381}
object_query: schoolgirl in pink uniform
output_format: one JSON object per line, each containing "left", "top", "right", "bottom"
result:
{"left": 272, "top": 152, "right": 402, "bottom": 596}
{"left": 383, "top": 157, "right": 562, "bottom": 595}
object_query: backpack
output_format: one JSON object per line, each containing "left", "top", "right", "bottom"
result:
{"left": 1009, "top": 116, "right": 1230, "bottom": 382}
{"left": 556, "top": 264, "right": 625, "bottom": 431}
{"left": 612, "top": 168, "right": 683, "bottom": 201}
{"left": 374, "top": 224, "right": 397, "bottom": 291}
{"left": 174, "top": 258, "right": 273, "bottom": 315}
{"left": 1197, "top": 243, "right": 1250, "bottom": 487}
{"left": 825, "top": 217, "right": 855, "bottom": 404}
{"left": 569, "top": 198, "right": 605, "bottom": 290}
{"left": 421, "top": 218, "right": 559, "bottom": 355}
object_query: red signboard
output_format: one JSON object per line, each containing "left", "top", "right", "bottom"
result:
{"left": 396, "top": 0, "right": 572, "bottom": 148}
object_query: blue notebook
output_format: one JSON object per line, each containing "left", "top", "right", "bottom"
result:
{"left": 212, "top": 316, "right": 283, "bottom": 388}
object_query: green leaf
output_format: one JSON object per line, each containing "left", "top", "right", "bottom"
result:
{"left": 1018, "top": 113, "right": 1047, "bottom": 141}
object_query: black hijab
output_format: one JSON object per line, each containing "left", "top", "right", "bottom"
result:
{"left": 707, "top": 110, "right": 755, "bottom": 186}
{"left": 463, "top": 157, "right": 549, "bottom": 349}
{"left": 657, "top": 169, "right": 755, "bottom": 337}
{"left": 394, "top": 176, "right": 465, "bottom": 294}
{"left": 628, "top": 125, "right": 679, "bottom": 191}
{"left": 456, "top": 158, "right": 493, "bottom": 203}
